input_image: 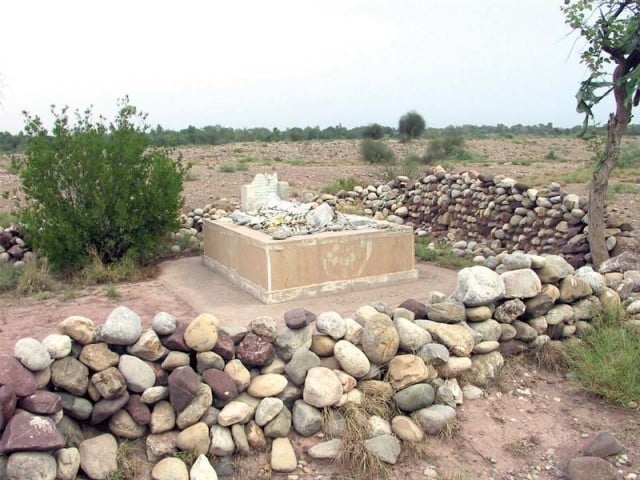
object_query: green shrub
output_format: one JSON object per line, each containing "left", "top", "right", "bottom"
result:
{"left": 218, "top": 163, "right": 236, "bottom": 173}
{"left": 16, "top": 258, "right": 59, "bottom": 294}
{"left": 380, "top": 154, "right": 423, "bottom": 182}
{"left": 415, "top": 238, "right": 475, "bottom": 269}
{"left": 20, "top": 98, "right": 185, "bottom": 270}
{"left": 0, "top": 211, "right": 19, "bottom": 227}
{"left": 321, "top": 177, "right": 360, "bottom": 195}
{"left": 398, "top": 111, "right": 425, "bottom": 140}
{"left": 566, "top": 304, "right": 640, "bottom": 407}
{"left": 0, "top": 263, "right": 21, "bottom": 293}
{"left": 362, "top": 123, "right": 385, "bottom": 140}
{"left": 423, "top": 135, "right": 466, "bottom": 163}
{"left": 360, "top": 139, "right": 395, "bottom": 164}
{"left": 617, "top": 142, "right": 640, "bottom": 169}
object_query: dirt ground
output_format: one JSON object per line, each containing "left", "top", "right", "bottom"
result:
{"left": 1, "top": 137, "right": 639, "bottom": 479}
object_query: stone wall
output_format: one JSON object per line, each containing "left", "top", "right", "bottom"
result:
{"left": 319, "top": 167, "right": 638, "bottom": 268}
{"left": 1, "top": 251, "right": 639, "bottom": 479}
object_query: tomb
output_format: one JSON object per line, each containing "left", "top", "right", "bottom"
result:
{"left": 202, "top": 175, "right": 418, "bottom": 304}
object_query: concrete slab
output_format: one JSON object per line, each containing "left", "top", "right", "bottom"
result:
{"left": 202, "top": 219, "right": 418, "bottom": 304}
{"left": 157, "top": 256, "right": 458, "bottom": 328}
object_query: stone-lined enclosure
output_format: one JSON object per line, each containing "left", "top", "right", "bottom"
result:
{"left": 2, "top": 166, "right": 638, "bottom": 266}
{"left": 1, "top": 251, "right": 640, "bottom": 479}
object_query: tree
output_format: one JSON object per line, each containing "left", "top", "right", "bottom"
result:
{"left": 20, "top": 97, "right": 185, "bottom": 270}
{"left": 562, "top": 0, "right": 640, "bottom": 267}
{"left": 362, "top": 123, "right": 385, "bottom": 139}
{"left": 398, "top": 111, "right": 426, "bottom": 140}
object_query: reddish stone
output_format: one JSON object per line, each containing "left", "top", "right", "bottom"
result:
{"left": 161, "top": 321, "right": 190, "bottom": 352}
{"left": 125, "top": 394, "right": 151, "bottom": 425}
{"left": 90, "top": 392, "right": 129, "bottom": 425}
{"left": 398, "top": 299, "right": 428, "bottom": 319}
{"left": 236, "top": 333, "right": 274, "bottom": 367}
{"left": 202, "top": 369, "right": 238, "bottom": 405}
{"left": 284, "top": 308, "right": 316, "bottom": 329}
{"left": 213, "top": 330, "right": 235, "bottom": 361}
{"left": 168, "top": 366, "right": 200, "bottom": 412}
{"left": 17, "top": 390, "right": 62, "bottom": 416}
{"left": 0, "top": 412, "right": 65, "bottom": 453}
{"left": 0, "top": 385, "right": 16, "bottom": 430}
{"left": 0, "top": 355, "right": 37, "bottom": 397}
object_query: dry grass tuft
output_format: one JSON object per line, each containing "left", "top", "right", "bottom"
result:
{"left": 438, "top": 417, "right": 461, "bottom": 441}
{"left": 106, "top": 441, "right": 138, "bottom": 480}
{"left": 333, "top": 398, "right": 391, "bottom": 480}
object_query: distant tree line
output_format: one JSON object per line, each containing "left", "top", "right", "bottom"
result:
{"left": 2, "top": 121, "right": 640, "bottom": 153}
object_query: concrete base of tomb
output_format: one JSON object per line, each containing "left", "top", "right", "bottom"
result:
{"left": 202, "top": 219, "right": 419, "bottom": 304}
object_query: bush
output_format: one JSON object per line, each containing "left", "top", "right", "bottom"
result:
{"left": 362, "top": 123, "right": 385, "bottom": 140}
{"left": 618, "top": 142, "right": 640, "bottom": 169}
{"left": 566, "top": 303, "right": 640, "bottom": 407}
{"left": 360, "top": 139, "right": 395, "bottom": 164}
{"left": 398, "top": 111, "right": 425, "bottom": 140}
{"left": 20, "top": 98, "right": 185, "bottom": 270}
{"left": 423, "top": 135, "right": 466, "bottom": 163}
{"left": 321, "top": 177, "right": 360, "bottom": 195}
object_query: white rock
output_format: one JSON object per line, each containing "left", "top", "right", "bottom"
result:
{"left": 14, "top": 338, "right": 52, "bottom": 371}
{"left": 41, "top": 334, "right": 72, "bottom": 359}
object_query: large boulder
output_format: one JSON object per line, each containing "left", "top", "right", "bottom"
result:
{"left": 451, "top": 266, "right": 505, "bottom": 307}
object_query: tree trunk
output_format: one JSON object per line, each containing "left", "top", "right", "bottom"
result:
{"left": 588, "top": 65, "right": 631, "bottom": 268}
{"left": 587, "top": 114, "right": 624, "bottom": 268}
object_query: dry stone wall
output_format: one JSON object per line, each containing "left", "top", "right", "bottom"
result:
{"left": 1, "top": 252, "right": 640, "bottom": 479}
{"left": 320, "top": 167, "right": 638, "bottom": 268}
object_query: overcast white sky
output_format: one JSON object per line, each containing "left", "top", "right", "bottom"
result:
{"left": 0, "top": 0, "right": 608, "bottom": 133}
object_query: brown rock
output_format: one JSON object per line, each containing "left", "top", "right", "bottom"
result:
{"left": 284, "top": 308, "right": 316, "bottom": 329}
{"left": 0, "top": 412, "right": 65, "bottom": 453}
{"left": 202, "top": 369, "right": 239, "bottom": 405}
{"left": 161, "top": 321, "right": 190, "bottom": 352}
{"left": 125, "top": 394, "right": 152, "bottom": 425}
{"left": 17, "top": 390, "right": 62, "bottom": 415}
{"left": 50, "top": 357, "right": 89, "bottom": 397}
{"left": 168, "top": 366, "right": 200, "bottom": 412}
{"left": 499, "top": 340, "right": 531, "bottom": 356}
{"left": 0, "top": 385, "right": 16, "bottom": 430}
{"left": 213, "top": 330, "right": 235, "bottom": 361}
{"left": 361, "top": 316, "right": 399, "bottom": 364}
{"left": 582, "top": 431, "right": 624, "bottom": 458}
{"left": 79, "top": 343, "right": 120, "bottom": 371}
{"left": 91, "top": 367, "right": 127, "bottom": 400}
{"left": 58, "top": 315, "right": 96, "bottom": 345}
{"left": 236, "top": 333, "right": 275, "bottom": 367}
{"left": 567, "top": 456, "right": 617, "bottom": 480}
{"left": 90, "top": 392, "right": 130, "bottom": 424}
{"left": 0, "top": 355, "right": 37, "bottom": 397}
{"left": 398, "top": 299, "right": 428, "bottom": 319}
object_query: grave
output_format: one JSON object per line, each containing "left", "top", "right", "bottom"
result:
{"left": 202, "top": 174, "right": 418, "bottom": 304}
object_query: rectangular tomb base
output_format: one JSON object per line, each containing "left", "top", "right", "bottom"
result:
{"left": 202, "top": 219, "right": 419, "bottom": 304}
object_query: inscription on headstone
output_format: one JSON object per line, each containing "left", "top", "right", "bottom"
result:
{"left": 241, "top": 173, "right": 289, "bottom": 211}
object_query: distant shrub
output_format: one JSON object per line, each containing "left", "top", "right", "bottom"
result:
{"left": 20, "top": 98, "right": 185, "bottom": 271}
{"left": 423, "top": 135, "right": 466, "bottom": 163}
{"left": 362, "top": 123, "right": 385, "bottom": 140}
{"left": 321, "top": 177, "right": 360, "bottom": 195}
{"left": 360, "top": 139, "right": 395, "bottom": 164}
{"left": 398, "top": 111, "right": 426, "bottom": 140}
{"left": 618, "top": 142, "right": 640, "bottom": 169}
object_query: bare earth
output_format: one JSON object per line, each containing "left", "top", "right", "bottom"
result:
{"left": 1, "top": 137, "right": 639, "bottom": 479}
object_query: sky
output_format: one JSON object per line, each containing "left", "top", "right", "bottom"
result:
{"left": 0, "top": 0, "right": 610, "bottom": 133}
